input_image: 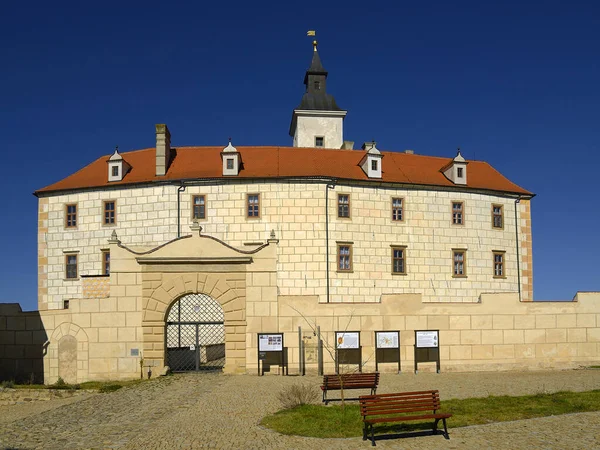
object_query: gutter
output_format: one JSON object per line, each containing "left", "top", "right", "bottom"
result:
{"left": 177, "top": 182, "right": 186, "bottom": 238}
{"left": 324, "top": 179, "right": 337, "bottom": 303}
{"left": 514, "top": 197, "right": 522, "bottom": 302}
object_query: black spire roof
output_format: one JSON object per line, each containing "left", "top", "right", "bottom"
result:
{"left": 296, "top": 43, "right": 343, "bottom": 111}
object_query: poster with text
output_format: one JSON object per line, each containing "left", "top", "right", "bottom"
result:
{"left": 336, "top": 332, "right": 360, "bottom": 349}
{"left": 415, "top": 331, "right": 439, "bottom": 348}
{"left": 259, "top": 334, "right": 283, "bottom": 352}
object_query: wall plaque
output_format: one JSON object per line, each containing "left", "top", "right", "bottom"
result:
{"left": 336, "top": 331, "right": 360, "bottom": 349}
{"left": 416, "top": 330, "right": 439, "bottom": 348}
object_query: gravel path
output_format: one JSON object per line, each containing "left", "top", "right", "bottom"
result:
{"left": 1, "top": 369, "right": 599, "bottom": 449}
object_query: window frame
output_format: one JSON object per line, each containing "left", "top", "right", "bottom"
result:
{"left": 452, "top": 249, "right": 467, "bottom": 278}
{"left": 103, "top": 200, "right": 117, "bottom": 226}
{"left": 315, "top": 136, "right": 324, "bottom": 147}
{"left": 111, "top": 166, "right": 119, "bottom": 177}
{"left": 493, "top": 250, "right": 506, "bottom": 278}
{"left": 246, "top": 193, "right": 261, "bottom": 219}
{"left": 457, "top": 167, "right": 464, "bottom": 178}
{"left": 102, "top": 250, "right": 110, "bottom": 276}
{"left": 337, "top": 193, "right": 351, "bottom": 219}
{"left": 391, "top": 245, "right": 407, "bottom": 275}
{"left": 336, "top": 243, "right": 353, "bottom": 272}
{"left": 65, "top": 203, "right": 78, "bottom": 228}
{"left": 226, "top": 158, "right": 234, "bottom": 170}
{"left": 65, "top": 253, "right": 78, "bottom": 279}
{"left": 391, "top": 197, "right": 404, "bottom": 222}
{"left": 451, "top": 201, "right": 464, "bottom": 225}
{"left": 492, "top": 204, "right": 504, "bottom": 229}
{"left": 191, "top": 194, "right": 207, "bottom": 220}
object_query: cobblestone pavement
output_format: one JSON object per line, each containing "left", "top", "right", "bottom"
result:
{"left": 1, "top": 369, "right": 600, "bottom": 449}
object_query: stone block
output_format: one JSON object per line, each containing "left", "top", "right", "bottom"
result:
{"left": 503, "top": 330, "right": 524, "bottom": 344}
{"left": 492, "top": 315, "right": 514, "bottom": 330}
{"left": 514, "top": 344, "right": 535, "bottom": 358}
{"left": 471, "top": 315, "right": 492, "bottom": 330}
{"left": 524, "top": 329, "right": 546, "bottom": 344}
{"left": 405, "top": 315, "right": 427, "bottom": 330}
{"left": 587, "top": 328, "right": 600, "bottom": 342}
{"left": 556, "top": 343, "right": 577, "bottom": 358}
{"left": 568, "top": 328, "right": 586, "bottom": 343}
{"left": 15, "top": 331, "right": 33, "bottom": 345}
{"left": 447, "top": 315, "right": 470, "bottom": 330}
{"left": 577, "top": 314, "right": 596, "bottom": 328}
{"left": 460, "top": 330, "right": 481, "bottom": 345}
{"left": 556, "top": 314, "right": 577, "bottom": 329}
{"left": 440, "top": 330, "right": 461, "bottom": 345}
{"left": 427, "top": 315, "right": 449, "bottom": 330}
{"left": 546, "top": 328, "right": 567, "bottom": 343}
{"left": 493, "top": 345, "right": 515, "bottom": 359}
{"left": 536, "top": 315, "right": 556, "bottom": 329}
{"left": 471, "top": 345, "right": 493, "bottom": 359}
{"left": 513, "top": 315, "right": 534, "bottom": 330}
{"left": 449, "top": 345, "right": 472, "bottom": 360}
{"left": 536, "top": 343, "right": 558, "bottom": 358}
{"left": 481, "top": 330, "right": 503, "bottom": 345}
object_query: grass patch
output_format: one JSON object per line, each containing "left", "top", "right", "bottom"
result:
{"left": 261, "top": 390, "right": 600, "bottom": 438}
{"left": 8, "top": 378, "right": 146, "bottom": 392}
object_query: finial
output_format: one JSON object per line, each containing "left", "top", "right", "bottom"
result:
{"left": 115, "top": 145, "right": 119, "bottom": 152}
{"left": 229, "top": 137, "right": 232, "bottom": 143}
{"left": 313, "top": 40, "right": 318, "bottom": 51}
{"left": 457, "top": 147, "right": 461, "bottom": 156}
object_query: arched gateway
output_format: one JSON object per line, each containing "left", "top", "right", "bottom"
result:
{"left": 165, "top": 293, "right": 225, "bottom": 372}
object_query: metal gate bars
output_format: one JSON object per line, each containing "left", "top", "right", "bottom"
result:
{"left": 165, "top": 293, "right": 225, "bottom": 372}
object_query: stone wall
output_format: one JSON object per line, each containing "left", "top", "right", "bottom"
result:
{"left": 273, "top": 292, "right": 600, "bottom": 374}
{"left": 0, "top": 304, "right": 47, "bottom": 383}
{"left": 40, "top": 181, "right": 529, "bottom": 310}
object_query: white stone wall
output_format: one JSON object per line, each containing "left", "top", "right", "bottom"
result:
{"left": 293, "top": 115, "right": 343, "bottom": 148}
{"left": 41, "top": 181, "right": 521, "bottom": 309}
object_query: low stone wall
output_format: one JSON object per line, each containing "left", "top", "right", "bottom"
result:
{"left": 273, "top": 292, "right": 600, "bottom": 374}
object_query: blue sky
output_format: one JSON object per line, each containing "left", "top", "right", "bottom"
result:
{"left": 1, "top": 0, "right": 598, "bottom": 310}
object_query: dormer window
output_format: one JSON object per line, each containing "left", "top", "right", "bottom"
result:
{"left": 314, "top": 80, "right": 321, "bottom": 90}
{"left": 442, "top": 149, "right": 468, "bottom": 185}
{"left": 221, "top": 140, "right": 241, "bottom": 176}
{"left": 107, "top": 146, "right": 130, "bottom": 182}
{"left": 315, "top": 136, "right": 324, "bottom": 147}
{"left": 359, "top": 142, "right": 383, "bottom": 179}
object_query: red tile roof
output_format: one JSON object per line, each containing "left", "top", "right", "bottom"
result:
{"left": 35, "top": 146, "right": 533, "bottom": 196}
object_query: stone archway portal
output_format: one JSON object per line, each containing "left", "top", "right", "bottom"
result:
{"left": 165, "top": 293, "right": 225, "bottom": 372}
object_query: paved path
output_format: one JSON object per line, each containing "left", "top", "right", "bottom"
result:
{"left": 1, "top": 369, "right": 600, "bottom": 449}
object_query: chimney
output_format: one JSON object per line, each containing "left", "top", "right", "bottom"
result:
{"left": 155, "top": 124, "right": 171, "bottom": 176}
{"left": 404, "top": 149, "right": 414, "bottom": 154}
{"left": 361, "top": 141, "right": 377, "bottom": 151}
{"left": 341, "top": 141, "right": 355, "bottom": 150}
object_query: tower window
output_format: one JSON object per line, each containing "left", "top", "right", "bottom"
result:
{"left": 314, "top": 80, "right": 321, "bottom": 90}
{"left": 315, "top": 136, "right": 324, "bottom": 147}
{"left": 112, "top": 166, "right": 119, "bottom": 177}
{"left": 247, "top": 193, "right": 260, "bottom": 218}
{"left": 452, "top": 202, "right": 464, "bottom": 225}
{"left": 65, "top": 254, "right": 78, "bottom": 279}
{"left": 102, "top": 250, "right": 110, "bottom": 276}
{"left": 226, "top": 158, "right": 234, "bottom": 170}
{"left": 192, "top": 195, "right": 206, "bottom": 220}
{"left": 371, "top": 160, "right": 378, "bottom": 171}
{"left": 65, "top": 204, "right": 77, "bottom": 228}
{"left": 457, "top": 167, "right": 463, "bottom": 178}
{"left": 103, "top": 201, "right": 116, "bottom": 225}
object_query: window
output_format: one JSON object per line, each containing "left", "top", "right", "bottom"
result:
{"left": 192, "top": 195, "right": 206, "bottom": 220}
{"left": 457, "top": 167, "right": 464, "bottom": 178}
{"left": 63, "top": 300, "right": 70, "bottom": 310}
{"left": 371, "top": 160, "right": 378, "bottom": 171}
{"left": 338, "top": 194, "right": 350, "bottom": 218}
{"left": 453, "top": 249, "right": 467, "bottom": 277}
{"left": 226, "top": 158, "right": 234, "bottom": 170}
{"left": 452, "top": 202, "right": 464, "bottom": 225}
{"left": 65, "top": 254, "right": 78, "bottom": 279}
{"left": 493, "top": 251, "right": 505, "bottom": 278}
{"left": 103, "top": 201, "right": 116, "bottom": 225}
{"left": 112, "top": 166, "right": 119, "bottom": 177}
{"left": 314, "top": 80, "right": 321, "bottom": 90}
{"left": 247, "top": 193, "right": 260, "bottom": 218}
{"left": 492, "top": 204, "right": 503, "bottom": 229}
{"left": 102, "top": 250, "right": 110, "bottom": 276}
{"left": 337, "top": 244, "right": 352, "bottom": 272}
{"left": 315, "top": 136, "right": 324, "bottom": 147}
{"left": 392, "top": 198, "right": 403, "bottom": 221}
{"left": 65, "top": 204, "right": 77, "bottom": 228}
{"left": 391, "top": 246, "right": 406, "bottom": 274}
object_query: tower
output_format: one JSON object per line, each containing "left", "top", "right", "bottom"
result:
{"left": 289, "top": 41, "right": 347, "bottom": 148}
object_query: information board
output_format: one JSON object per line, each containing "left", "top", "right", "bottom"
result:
{"left": 336, "top": 331, "right": 360, "bottom": 349}
{"left": 415, "top": 330, "right": 439, "bottom": 348}
{"left": 259, "top": 333, "right": 283, "bottom": 352}
{"left": 376, "top": 331, "right": 399, "bottom": 349}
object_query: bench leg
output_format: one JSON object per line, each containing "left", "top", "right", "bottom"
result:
{"left": 442, "top": 418, "right": 450, "bottom": 440}
{"left": 362, "top": 423, "right": 367, "bottom": 441}
{"left": 322, "top": 389, "right": 327, "bottom": 405}
{"left": 370, "top": 423, "right": 376, "bottom": 446}
{"left": 433, "top": 418, "right": 439, "bottom": 435}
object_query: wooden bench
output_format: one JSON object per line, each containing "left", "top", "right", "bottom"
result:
{"left": 320, "top": 372, "right": 379, "bottom": 405}
{"left": 359, "top": 390, "right": 452, "bottom": 446}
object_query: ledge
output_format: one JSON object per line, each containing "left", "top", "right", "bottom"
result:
{"left": 136, "top": 256, "right": 253, "bottom": 265}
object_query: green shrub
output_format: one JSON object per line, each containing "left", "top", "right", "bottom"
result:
{"left": 1, "top": 380, "right": 15, "bottom": 389}
{"left": 277, "top": 383, "right": 319, "bottom": 410}
{"left": 99, "top": 384, "right": 123, "bottom": 393}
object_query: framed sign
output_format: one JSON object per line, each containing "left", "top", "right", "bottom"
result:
{"left": 259, "top": 333, "right": 283, "bottom": 352}
{"left": 376, "top": 331, "right": 399, "bottom": 349}
{"left": 335, "top": 331, "right": 360, "bottom": 349}
{"left": 415, "top": 330, "right": 439, "bottom": 348}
